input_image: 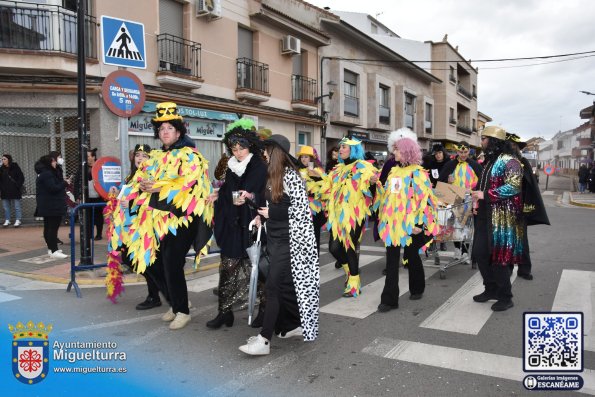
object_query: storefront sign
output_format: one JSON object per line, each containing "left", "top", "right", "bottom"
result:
{"left": 348, "top": 130, "right": 369, "bottom": 142}
{"left": 369, "top": 132, "right": 388, "bottom": 143}
{"left": 141, "top": 101, "right": 237, "bottom": 122}
{"left": 129, "top": 114, "right": 225, "bottom": 141}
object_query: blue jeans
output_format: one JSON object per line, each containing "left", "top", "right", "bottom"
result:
{"left": 579, "top": 182, "right": 586, "bottom": 193}
{"left": 2, "top": 199, "right": 22, "bottom": 221}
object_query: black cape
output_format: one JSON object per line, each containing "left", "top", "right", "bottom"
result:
{"left": 520, "top": 157, "right": 549, "bottom": 226}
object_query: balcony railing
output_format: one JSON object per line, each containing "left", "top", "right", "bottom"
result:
{"left": 449, "top": 74, "right": 457, "bottom": 83}
{"left": 237, "top": 57, "right": 269, "bottom": 94}
{"left": 0, "top": 1, "right": 97, "bottom": 58}
{"left": 457, "top": 124, "right": 473, "bottom": 135}
{"left": 157, "top": 34, "right": 201, "bottom": 79}
{"left": 379, "top": 105, "right": 390, "bottom": 124}
{"left": 344, "top": 94, "right": 359, "bottom": 117}
{"left": 449, "top": 118, "right": 457, "bottom": 125}
{"left": 291, "top": 75, "right": 316, "bottom": 103}
{"left": 457, "top": 84, "right": 472, "bottom": 100}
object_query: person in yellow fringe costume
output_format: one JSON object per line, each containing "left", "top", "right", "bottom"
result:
{"left": 109, "top": 102, "right": 213, "bottom": 330}
{"left": 374, "top": 129, "right": 440, "bottom": 312}
{"left": 296, "top": 145, "right": 327, "bottom": 253}
{"left": 310, "top": 137, "right": 378, "bottom": 297}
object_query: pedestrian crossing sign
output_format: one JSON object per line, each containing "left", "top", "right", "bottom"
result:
{"left": 101, "top": 15, "right": 146, "bottom": 69}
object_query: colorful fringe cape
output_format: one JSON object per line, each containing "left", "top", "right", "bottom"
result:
{"left": 453, "top": 161, "right": 479, "bottom": 190}
{"left": 485, "top": 154, "right": 524, "bottom": 265}
{"left": 374, "top": 165, "right": 439, "bottom": 252}
{"left": 104, "top": 192, "right": 124, "bottom": 303}
{"left": 109, "top": 147, "right": 214, "bottom": 274}
{"left": 299, "top": 166, "right": 326, "bottom": 215}
{"left": 312, "top": 160, "right": 379, "bottom": 250}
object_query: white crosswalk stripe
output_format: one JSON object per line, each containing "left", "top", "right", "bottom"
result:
{"left": 420, "top": 272, "right": 518, "bottom": 335}
{"left": 0, "top": 291, "right": 21, "bottom": 303}
{"left": 320, "top": 266, "right": 438, "bottom": 319}
{"left": 362, "top": 337, "right": 595, "bottom": 395}
{"left": 552, "top": 269, "right": 595, "bottom": 351}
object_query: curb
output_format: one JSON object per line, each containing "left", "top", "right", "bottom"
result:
{"left": 569, "top": 193, "right": 595, "bottom": 209}
{"left": 0, "top": 261, "right": 221, "bottom": 286}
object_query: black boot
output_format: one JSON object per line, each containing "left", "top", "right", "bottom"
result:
{"left": 473, "top": 290, "right": 497, "bottom": 303}
{"left": 135, "top": 296, "right": 162, "bottom": 310}
{"left": 206, "top": 311, "right": 234, "bottom": 329}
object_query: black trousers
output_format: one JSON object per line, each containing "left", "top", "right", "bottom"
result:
{"left": 518, "top": 219, "right": 532, "bottom": 275}
{"left": 260, "top": 222, "right": 300, "bottom": 341}
{"left": 381, "top": 233, "right": 426, "bottom": 305}
{"left": 312, "top": 211, "right": 327, "bottom": 254}
{"left": 473, "top": 216, "right": 513, "bottom": 301}
{"left": 122, "top": 246, "right": 161, "bottom": 301}
{"left": 145, "top": 219, "right": 198, "bottom": 315}
{"left": 329, "top": 223, "right": 363, "bottom": 275}
{"left": 43, "top": 216, "right": 62, "bottom": 252}
{"left": 86, "top": 197, "right": 104, "bottom": 238}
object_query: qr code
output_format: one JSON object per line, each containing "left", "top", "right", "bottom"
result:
{"left": 524, "top": 312, "right": 583, "bottom": 372}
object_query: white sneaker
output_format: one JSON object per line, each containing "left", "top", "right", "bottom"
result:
{"left": 48, "top": 250, "right": 52, "bottom": 256}
{"left": 239, "top": 334, "right": 270, "bottom": 355}
{"left": 169, "top": 313, "right": 191, "bottom": 330}
{"left": 14, "top": 220, "right": 21, "bottom": 227}
{"left": 276, "top": 326, "right": 303, "bottom": 339}
{"left": 3, "top": 220, "right": 10, "bottom": 227}
{"left": 161, "top": 307, "right": 175, "bottom": 322}
{"left": 453, "top": 248, "right": 461, "bottom": 259}
{"left": 49, "top": 250, "right": 68, "bottom": 259}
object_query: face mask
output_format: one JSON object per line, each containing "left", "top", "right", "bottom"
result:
{"left": 57, "top": 158, "right": 64, "bottom": 165}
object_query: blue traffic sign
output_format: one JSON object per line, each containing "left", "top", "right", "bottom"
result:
{"left": 101, "top": 15, "right": 146, "bottom": 69}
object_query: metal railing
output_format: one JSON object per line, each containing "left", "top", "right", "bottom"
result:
{"left": 379, "top": 105, "right": 390, "bottom": 124}
{"left": 0, "top": 0, "right": 97, "bottom": 58}
{"left": 237, "top": 57, "right": 269, "bottom": 94}
{"left": 449, "top": 118, "right": 457, "bottom": 125}
{"left": 449, "top": 74, "right": 457, "bottom": 83}
{"left": 157, "top": 34, "right": 201, "bottom": 79}
{"left": 457, "top": 124, "right": 473, "bottom": 135}
{"left": 291, "top": 74, "right": 316, "bottom": 103}
{"left": 457, "top": 84, "right": 472, "bottom": 100}
{"left": 344, "top": 94, "right": 359, "bottom": 117}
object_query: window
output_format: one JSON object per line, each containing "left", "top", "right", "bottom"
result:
{"left": 159, "top": 0, "right": 183, "bottom": 38}
{"left": 472, "top": 118, "right": 476, "bottom": 132}
{"left": 449, "top": 66, "right": 456, "bottom": 83}
{"left": 298, "top": 131, "right": 310, "bottom": 146}
{"left": 425, "top": 103, "right": 433, "bottom": 134}
{"left": 405, "top": 93, "right": 415, "bottom": 129}
{"left": 449, "top": 107, "right": 456, "bottom": 124}
{"left": 344, "top": 70, "right": 359, "bottom": 117}
{"left": 472, "top": 84, "right": 477, "bottom": 98}
{"left": 379, "top": 85, "right": 390, "bottom": 124}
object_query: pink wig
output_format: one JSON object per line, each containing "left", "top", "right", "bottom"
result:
{"left": 395, "top": 137, "right": 422, "bottom": 165}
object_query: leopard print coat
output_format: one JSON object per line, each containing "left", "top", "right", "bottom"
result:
{"left": 285, "top": 167, "right": 320, "bottom": 341}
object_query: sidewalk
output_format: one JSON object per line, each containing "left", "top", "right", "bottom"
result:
{"left": 0, "top": 224, "right": 220, "bottom": 285}
{"left": 569, "top": 192, "right": 595, "bottom": 208}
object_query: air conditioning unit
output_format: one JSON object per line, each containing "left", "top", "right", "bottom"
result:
{"left": 196, "top": 0, "right": 221, "bottom": 19}
{"left": 281, "top": 35, "right": 300, "bottom": 55}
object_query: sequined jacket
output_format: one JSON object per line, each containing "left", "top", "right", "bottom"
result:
{"left": 480, "top": 154, "right": 524, "bottom": 266}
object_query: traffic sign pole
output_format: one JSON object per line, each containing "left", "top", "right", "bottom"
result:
{"left": 119, "top": 116, "right": 130, "bottom": 178}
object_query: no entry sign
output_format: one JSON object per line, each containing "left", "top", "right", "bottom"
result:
{"left": 102, "top": 70, "right": 146, "bottom": 117}
{"left": 543, "top": 164, "right": 554, "bottom": 176}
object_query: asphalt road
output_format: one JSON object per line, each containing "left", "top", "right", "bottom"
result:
{"left": 1, "top": 174, "right": 593, "bottom": 397}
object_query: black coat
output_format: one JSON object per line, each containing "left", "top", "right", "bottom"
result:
{"left": 421, "top": 156, "right": 448, "bottom": 187}
{"left": 214, "top": 154, "right": 268, "bottom": 258}
{"left": 36, "top": 165, "right": 67, "bottom": 216}
{"left": 520, "top": 157, "right": 549, "bottom": 226}
{"left": 578, "top": 166, "right": 590, "bottom": 184}
{"left": 0, "top": 162, "right": 25, "bottom": 200}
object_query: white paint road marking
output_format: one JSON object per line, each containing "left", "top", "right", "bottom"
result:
{"left": 362, "top": 337, "right": 595, "bottom": 395}
{"left": 319, "top": 254, "right": 382, "bottom": 285}
{"left": 320, "top": 266, "right": 438, "bottom": 319}
{"left": 0, "top": 291, "right": 21, "bottom": 303}
{"left": 420, "top": 272, "right": 517, "bottom": 335}
{"left": 552, "top": 269, "right": 595, "bottom": 352}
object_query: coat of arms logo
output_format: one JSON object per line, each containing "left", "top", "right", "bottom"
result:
{"left": 8, "top": 321, "right": 53, "bottom": 385}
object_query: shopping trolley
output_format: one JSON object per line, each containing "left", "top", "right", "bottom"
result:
{"left": 426, "top": 197, "right": 475, "bottom": 279}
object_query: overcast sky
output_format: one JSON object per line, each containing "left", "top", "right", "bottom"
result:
{"left": 306, "top": 0, "right": 595, "bottom": 140}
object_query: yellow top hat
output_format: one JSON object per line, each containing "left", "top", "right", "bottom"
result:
{"left": 153, "top": 102, "right": 183, "bottom": 122}
{"left": 296, "top": 145, "right": 315, "bottom": 158}
{"left": 481, "top": 125, "right": 506, "bottom": 141}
